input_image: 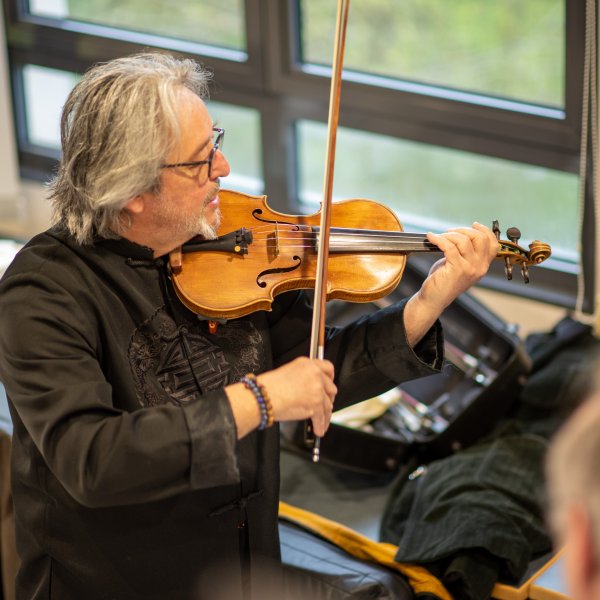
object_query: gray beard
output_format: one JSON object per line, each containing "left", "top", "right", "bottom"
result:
{"left": 152, "top": 187, "right": 221, "bottom": 243}
{"left": 196, "top": 207, "right": 221, "bottom": 240}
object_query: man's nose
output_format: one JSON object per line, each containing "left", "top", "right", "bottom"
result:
{"left": 211, "top": 149, "right": 230, "bottom": 180}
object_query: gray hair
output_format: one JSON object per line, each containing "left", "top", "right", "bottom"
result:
{"left": 546, "top": 393, "right": 600, "bottom": 561}
{"left": 48, "top": 52, "right": 212, "bottom": 245}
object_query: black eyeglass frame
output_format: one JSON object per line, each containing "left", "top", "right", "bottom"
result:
{"left": 161, "top": 127, "right": 225, "bottom": 179}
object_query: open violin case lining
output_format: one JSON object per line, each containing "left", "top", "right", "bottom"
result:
{"left": 282, "top": 259, "right": 531, "bottom": 474}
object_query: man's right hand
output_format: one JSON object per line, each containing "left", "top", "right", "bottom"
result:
{"left": 227, "top": 357, "right": 337, "bottom": 439}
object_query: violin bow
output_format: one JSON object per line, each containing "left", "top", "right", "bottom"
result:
{"left": 305, "top": 0, "right": 351, "bottom": 462}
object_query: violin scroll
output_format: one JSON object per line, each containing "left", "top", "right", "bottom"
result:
{"left": 492, "top": 220, "right": 551, "bottom": 284}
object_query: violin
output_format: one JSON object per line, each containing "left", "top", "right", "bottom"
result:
{"left": 168, "top": 189, "right": 552, "bottom": 320}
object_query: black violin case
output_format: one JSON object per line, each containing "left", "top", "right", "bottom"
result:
{"left": 281, "top": 259, "right": 532, "bottom": 474}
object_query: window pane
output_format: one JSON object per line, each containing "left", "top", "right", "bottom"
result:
{"left": 301, "top": 0, "right": 564, "bottom": 108}
{"left": 20, "top": 65, "right": 263, "bottom": 194}
{"left": 297, "top": 120, "right": 578, "bottom": 266}
{"left": 22, "top": 64, "right": 78, "bottom": 149}
{"left": 28, "top": 0, "right": 246, "bottom": 53}
{"left": 206, "top": 101, "right": 263, "bottom": 195}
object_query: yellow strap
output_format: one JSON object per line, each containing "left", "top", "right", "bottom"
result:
{"left": 279, "top": 501, "right": 452, "bottom": 600}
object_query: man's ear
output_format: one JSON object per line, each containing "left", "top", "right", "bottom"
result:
{"left": 124, "top": 194, "right": 146, "bottom": 215}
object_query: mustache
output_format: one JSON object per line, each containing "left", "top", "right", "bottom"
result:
{"left": 204, "top": 180, "right": 220, "bottom": 205}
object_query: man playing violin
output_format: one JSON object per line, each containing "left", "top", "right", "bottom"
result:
{"left": 0, "top": 52, "right": 498, "bottom": 599}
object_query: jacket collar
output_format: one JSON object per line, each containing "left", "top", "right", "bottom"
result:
{"left": 94, "top": 235, "right": 156, "bottom": 261}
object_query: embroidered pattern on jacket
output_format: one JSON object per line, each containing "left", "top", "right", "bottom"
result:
{"left": 128, "top": 308, "right": 265, "bottom": 407}
{"left": 210, "top": 320, "right": 265, "bottom": 382}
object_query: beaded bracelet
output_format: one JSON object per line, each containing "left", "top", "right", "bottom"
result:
{"left": 240, "top": 373, "right": 274, "bottom": 430}
{"left": 250, "top": 374, "right": 273, "bottom": 429}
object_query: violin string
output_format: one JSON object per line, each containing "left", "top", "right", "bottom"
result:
{"left": 244, "top": 230, "right": 436, "bottom": 248}
{"left": 243, "top": 243, "right": 438, "bottom": 249}
{"left": 246, "top": 225, "right": 435, "bottom": 242}
{"left": 245, "top": 240, "right": 439, "bottom": 249}
{"left": 241, "top": 238, "right": 438, "bottom": 250}
{"left": 246, "top": 235, "right": 437, "bottom": 242}
{"left": 247, "top": 224, "right": 428, "bottom": 235}
{"left": 249, "top": 234, "right": 435, "bottom": 242}
{"left": 237, "top": 243, "right": 439, "bottom": 252}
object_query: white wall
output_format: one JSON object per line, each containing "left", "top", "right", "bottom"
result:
{"left": 0, "top": 7, "right": 19, "bottom": 202}
{"left": 471, "top": 288, "right": 565, "bottom": 337}
{"left": 0, "top": 8, "right": 52, "bottom": 239}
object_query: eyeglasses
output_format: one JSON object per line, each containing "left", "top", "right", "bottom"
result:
{"left": 161, "top": 127, "right": 225, "bottom": 180}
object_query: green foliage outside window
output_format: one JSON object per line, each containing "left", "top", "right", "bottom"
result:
{"left": 38, "top": 0, "right": 246, "bottom": 51}
{"left": 302, "top": 0, "right": 564, "bottom": 107}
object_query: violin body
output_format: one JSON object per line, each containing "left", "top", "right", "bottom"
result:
{"left": 171, "top": 189, "right": 408, "bottom": 319}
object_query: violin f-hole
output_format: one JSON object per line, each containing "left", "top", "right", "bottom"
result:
{"left": 256, "top": 257, "right": 302, "bottom": 288}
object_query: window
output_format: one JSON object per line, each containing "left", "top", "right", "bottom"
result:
{"left": 22, "top": 64, "right": 77, "bottom": 149}
{"left": 297, "top": 120, "right": 579, "bottom": 267}
{"left": 207, "top": 101, "right": 263, "bottom": 194}
{"left": 28, "top": 0, "right": 247, "bottom": 55}
{"left": 301, "top": 0, "right": 565, "bottom": 108}
{"left": 2, "top": 0, "right": 588, "bottom": 309}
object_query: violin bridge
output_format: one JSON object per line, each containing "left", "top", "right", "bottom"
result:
{"left": 266, "top": 222, "right": 280, "bottom": 261}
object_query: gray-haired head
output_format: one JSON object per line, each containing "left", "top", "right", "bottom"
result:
{"left": 48, "top": 52, "right": 212, "bottom": 245}
{"left": 546, "top": 391, "right": 600, "bottom": 564}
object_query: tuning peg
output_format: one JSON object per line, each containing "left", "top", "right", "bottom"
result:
{"left": 492, "top": 220, "right": 501, "bottom": 241}
{"left": 521, "top": 264, "right": 530, "bottom": 284}
{"left": 493, "top": 220, "right": 513, "bottom": 279}
{"left": 506, "top": 227, "right": 521, "bottom": 244}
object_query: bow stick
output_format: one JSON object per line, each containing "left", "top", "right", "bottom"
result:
{"left": 305, "top": 0, "right": 351, "bottom": 463}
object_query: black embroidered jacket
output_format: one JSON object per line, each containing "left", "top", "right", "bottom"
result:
{"left": 0, "top": 226, "right": 442, "bottom": 600}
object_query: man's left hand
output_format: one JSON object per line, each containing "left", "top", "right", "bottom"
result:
{"left": 421, "top": 221, "right": 498, "bottom": 314}
{"left": 403, "top": 222, "right": 498, "bottom": 348}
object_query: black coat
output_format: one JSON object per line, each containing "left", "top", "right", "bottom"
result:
{"left": 0, "top": 226, "right": 442, "bottom": 600}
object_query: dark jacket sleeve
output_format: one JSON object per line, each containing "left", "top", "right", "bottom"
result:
{"left": 0, "top": 268, "right": 240, "bottom": 509}
{"left": 267, "top": 291, "right": 444, "bottom": 410}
